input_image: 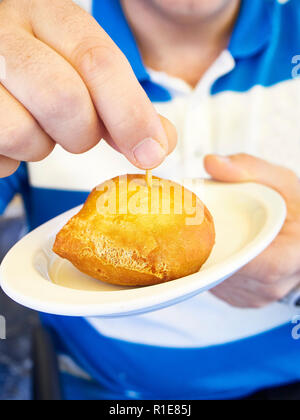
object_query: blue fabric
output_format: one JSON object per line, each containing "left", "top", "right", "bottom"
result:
{"left": 0, "top": 163, "right": 28, "bottom": 215}
{"left": 93, "top": 0, "right": 300, "bottom": 95}
{"left": 43, "top": 315, "right": 300, "bottom": 400}
{"left": 213, "top": 0, "right": 300, "bottom": 93}
{"left": 2, "top": 0, "right": 300, "bottom": 224}
{"left": 228, "top": 0, "right": 273, "bottom": 59}
{"left": 92, "top": 0, "right": 172, "bottom": 102}
{"left": 25, "top": 187, "right": 89, "bottom": 230}
{"left": 92, "top": 0, "right": 149, "bottom": 82}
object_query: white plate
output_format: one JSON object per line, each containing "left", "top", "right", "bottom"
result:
{"left": 0, "top": 180, "right": 286, "bottom": 317}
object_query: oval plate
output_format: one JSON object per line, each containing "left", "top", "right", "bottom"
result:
{"left": 0, "top": 180, "right": 286, "bottom": 317}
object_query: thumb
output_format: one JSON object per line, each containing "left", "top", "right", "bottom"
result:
{"left": 204, "top": 153, "right": 300, "bottom": 202}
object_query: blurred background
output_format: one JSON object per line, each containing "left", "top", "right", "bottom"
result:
{"left": 0, "top": 197, "right": 39, "bottom": 400}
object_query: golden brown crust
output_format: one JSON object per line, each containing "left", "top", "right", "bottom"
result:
{"left": 53, "top": 175, "right": 215, "bottom": 286}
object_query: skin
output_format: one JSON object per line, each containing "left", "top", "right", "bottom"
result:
{"left": 143, "top": 0, "right": 238, "bottom": 18}
{"left": 0, "top": 0, "right": 299, "bottom": 307}
{"left": 121, "top": 0, "right": 240, "bottom": 86}
{"left": 0, "top": 0, "right": 177, "bottom": 177}
{"left": 205, "top": 154, "right": 300, "bottom": 308}
{"left": 123, "top": 0, "right": 300, "bottom": 308}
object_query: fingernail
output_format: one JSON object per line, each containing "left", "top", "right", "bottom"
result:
{"left": 133, "top": 138, "right": 167, "bottom": 169}
{"left": 215, "top": 155, "right": 231, "bottom": 164}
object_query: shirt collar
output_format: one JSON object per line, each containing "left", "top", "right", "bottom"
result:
{"left": 92, "top": 0, "right": 274, "bottom": 81}
{"left": 229, "top": 0, "right": 274, "bottom": 59}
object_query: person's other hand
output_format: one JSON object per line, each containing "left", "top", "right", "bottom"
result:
{"left": 204, "top": 154, "right": 300, "bottom": 308}
{"left": 0, "top": 0, "right": 177, "bottom": 177}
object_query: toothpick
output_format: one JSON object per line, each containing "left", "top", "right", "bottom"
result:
{"left": 146, "top": 170, "right": 152, "bottom": 188}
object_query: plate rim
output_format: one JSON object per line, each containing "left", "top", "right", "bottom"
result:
{"left": 0, "top": 181, "right": 287, "bottom": 317}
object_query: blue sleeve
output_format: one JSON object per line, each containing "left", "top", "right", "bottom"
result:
{"left": 0, "top": 163, "right": 28, "bottom": 215}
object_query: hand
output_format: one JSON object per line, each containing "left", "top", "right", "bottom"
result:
{"left": 204, "top": 154, "right": 300, "bottom": 308}
{"left": 0, "top": 0, "right": 177, "bottom": 178}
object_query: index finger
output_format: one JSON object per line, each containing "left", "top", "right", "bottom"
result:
{"left": 31, "top": 0, "right": 177, "bottom": 169}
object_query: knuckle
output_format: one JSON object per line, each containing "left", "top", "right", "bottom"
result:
{"left": 36, "top": 82, "right": 85, "bottom": 123}
{"left": 59, "top": 110, "right": 102, "bottom": 154}
{"left": 73, "top": 40, "right": 124, "bottom": 81}
{"left": 263, "top": 271, "right": 282, "bottom": 285}
{"left": 33, "top": 78, "right": 101, "bottom": 155}
{"left": 0, "top": 119, "right": 35, "bottom": 156}
{"left": 263, "top": 285, "right": 285, "bottom": 302}
{"left": 0, "top": 118, "right": 52, "bottom": 161}
{"left": 261, "top": 260, "right": 287, "bottom": 285}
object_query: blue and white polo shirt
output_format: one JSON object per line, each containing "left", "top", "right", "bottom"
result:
{"left": 1, "top": 0, "right": 300, "bottom": 400}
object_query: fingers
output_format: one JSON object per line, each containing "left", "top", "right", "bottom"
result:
{"left": 239, "top": 234, "right": 300, "bottom": 283}
{"left": 0, "top": 155, "right": 20, "bottom": 178}
{"left": 30, "top": 0, "right": 177, "bottom": 168}
{"left": 0, "top": 0, "right": 177, "bottom": 171}
{"left": 0, "top": 84, "right": 55, "bottom": 162}
{"left": 211, "top": 281, "right": 270, "bottom": 308}
{"left": 204, "top": 154, "right": 251, "bottom": 183}
{"left": 252, "top": 273, "right": 300, "bottom": 305}
{"left": 0, "top": 27, "right": 104, "bottom": 154}
{"left": 204, "top": 154, "right": 300, "bottom": 204}
{"left": 211, "top": 271, "right": 300, "bottom": 309}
